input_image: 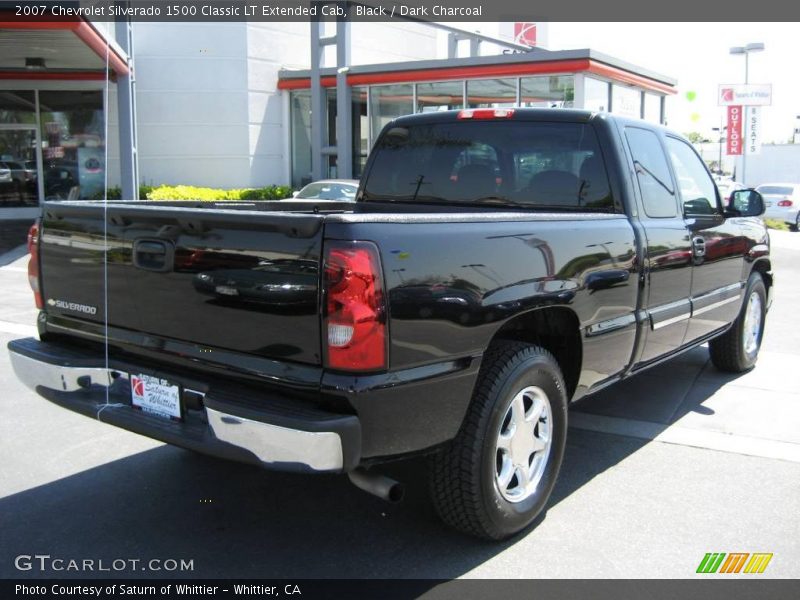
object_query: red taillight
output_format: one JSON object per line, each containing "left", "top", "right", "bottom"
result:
{"left": 777, "top": 199, "right": 793, "bottom": 207}
{"left": 27, "top": 222, "right": 43, "bottom": 309}
{"left": 323, "top": 241, "right": 386, "bottom": 371}
{"left": 457, "top": 108, "right": 515, "bottom": 120}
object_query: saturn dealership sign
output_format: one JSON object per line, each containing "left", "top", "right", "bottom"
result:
{"left": 718, "top": 84, "right": 772, "bottom": 106}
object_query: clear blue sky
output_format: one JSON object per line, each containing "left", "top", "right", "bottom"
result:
{"left": 546, "top": 22, "right": 798, "bottom": 143}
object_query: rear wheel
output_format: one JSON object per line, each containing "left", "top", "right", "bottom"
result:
{"left": 429, "top": 341, "right": 568, "bottom": 540}
{"left": 709, "top": 272, "right": 766, "bottom": 373}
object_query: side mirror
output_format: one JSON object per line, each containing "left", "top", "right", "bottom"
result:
{"left": 292, "top": 190, "right": 300, "bottom": 197}
{"left": 726, "top": 189, "right": 765, "bottom": 217}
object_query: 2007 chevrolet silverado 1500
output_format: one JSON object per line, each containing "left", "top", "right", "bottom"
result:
{"left": 8, "top": 109, "right": 772, "bottom": 540}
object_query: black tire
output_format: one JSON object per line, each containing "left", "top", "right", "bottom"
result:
{"left": 709, "top": 272, "right": 767, "bottom": 373}
{"left": 429, "top": 341, "right": 568, "bottom": 540}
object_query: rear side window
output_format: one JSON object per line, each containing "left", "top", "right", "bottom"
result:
{"left": 362, "top": 121, "right": 614, "bottom": 211}
{"left": 625, "top": 127, "right": 677, "bottom": 218}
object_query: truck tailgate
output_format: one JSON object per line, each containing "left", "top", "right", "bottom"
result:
{"left": 39, "top": 202, "right": 326, "bottom": 365}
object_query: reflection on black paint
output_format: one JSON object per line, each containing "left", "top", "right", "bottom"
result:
{"left": 191, "top": 259, "right": 318, "bottom": 315}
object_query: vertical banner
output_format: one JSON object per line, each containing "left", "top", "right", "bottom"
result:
{"left": 746, "top": 106, "right": 762, "bottom": 155}
{"left": 726, "top": 105, "right": 743, "bottom": 156}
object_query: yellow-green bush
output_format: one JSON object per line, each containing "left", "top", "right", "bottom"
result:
{"left": 146, "top": 185, "right": 238, "bottom": 201}
{"left": 146, "top": 184, "right": 293, "bottom": 201}
{"left": 764, "top": 218, "right": 789, "bottom": 231}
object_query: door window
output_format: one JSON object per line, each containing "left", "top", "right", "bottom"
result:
{"left": 625, "top": 127, "right": 677, "bottom": 218}
{"left": 665, "top": 137, "right": 719, "bottom": 216}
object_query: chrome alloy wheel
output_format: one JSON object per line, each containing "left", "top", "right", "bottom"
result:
{"left": 742, "top": 291, "right": 763, "bottom": 359}
{"left": 494, "top": 386, "right": 553, "bottom": 503}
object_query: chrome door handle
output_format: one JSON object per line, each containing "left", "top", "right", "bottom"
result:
{"left": 692, "top": 236, "right": 706, "bottom": 258}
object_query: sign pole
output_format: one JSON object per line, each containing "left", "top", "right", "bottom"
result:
{"left": 742, "top": 60, "right": 748, "bottom": 185}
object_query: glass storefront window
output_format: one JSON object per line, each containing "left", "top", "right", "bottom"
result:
{"left": 0, "top": 128, "right": 37, "bottom": 206}
{"left": 520, "top": 75, "right": 574, "bottom": 108}
{"left": 416, "top": 80, "right": 464, "bottom": 113}
{"left": 583, "top": 77, "right": 609, "bottom": 113}
{"left": 323, "top": 87, "right": 369, "bottom": 179}
{"left": 325, "top": 88, "right": 338, "bottom": 178}
{"left": 0, "top": 91, "right": 36, "bottom": 125}
{"left": 289, "top": 74, "right": 668, "bottom": 187}
{"left": 466, "top": 78, "right": 517, "bottom": 108}
{"left": 611, "top": 84, "right": 642, "bottom": 119}
{"left": 291, "top": 87, "right": 369, "bottom": 185}
{"left": 369, "top": 84, "right": 413, "bottom": 144}
{"left": 290, "top": 90, "right": 312, "bottom": 188}
{"left": 351, "top": 87, "right": 368, "bottom": 178}
{"left": 1, "top": 91, "right": 39, "bottom": 207}
{"left": 643, "top": 93, "right": 662, "bottom": 124}
{"left": 38, "top": 91, "right": 104, "bottom": 200}
{"left": 663, "top": 95, "right": 672, "bottom": 127}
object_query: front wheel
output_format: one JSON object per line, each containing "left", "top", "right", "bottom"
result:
{"left": 709, "top": 273, "right": 767, "bottom": 373}
{"left": 429, "top": 341, "right": 568, "bottom": 540}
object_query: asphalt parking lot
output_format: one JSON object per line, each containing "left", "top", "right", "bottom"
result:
{"left": 1, "top": 231, "right": 798, "bottom": 579}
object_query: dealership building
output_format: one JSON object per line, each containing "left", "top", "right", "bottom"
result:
{"left": 0, "top": 17, "right": 676, "bottom": 211}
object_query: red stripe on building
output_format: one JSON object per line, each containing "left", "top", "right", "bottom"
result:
{"left": 277, "top": 59, "right": 675, "bottom": 95}
{"left": 0, "top": 70, "right": 108, "bottom": 81}
{"left": 72, "top": 21, "right": 129, "bottom": 76}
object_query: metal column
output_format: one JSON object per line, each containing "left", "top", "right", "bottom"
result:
{"left": 115, "top": 17, "right": 139, "bottom": 201}
{"left": 741, "top": 53, "right": 749, "bottom": 185}
{"left": 335, "top": 8, "right": 352, "bottom": 179}
{"left": 309, "top": 4, "right": 352, "bottom": 181}
{"left": 309, "top": 20, "right": 326, "bottom": 181}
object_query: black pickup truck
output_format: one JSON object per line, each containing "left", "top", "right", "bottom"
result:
{"left": 8, "top": 109, "right": 771, "bottom": 540}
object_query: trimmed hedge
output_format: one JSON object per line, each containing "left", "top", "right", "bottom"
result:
{"left": 93, "top": 184, "right": 292, "bottom": 201}
{"left": 764, "top": 218, "right": 789, "bottom": 231}
{"left": 91, "top": 186, "right": 153, "bottom": 200}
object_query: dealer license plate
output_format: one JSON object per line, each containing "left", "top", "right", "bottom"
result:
{"left": 130, "top": 373, "right": 182, "bottom": 420}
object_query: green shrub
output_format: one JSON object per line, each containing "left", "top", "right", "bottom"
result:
{"left": 90, "top": 185, "right": 154, "bottom": 200}
{"left": 237, "top": 185, "right": 294, "bottom": 200}
{"left": 764, "top": 218, "right": 789, "bottom": 231}
{"left": 91, "top": 184, "right": 291, "bottom": 201}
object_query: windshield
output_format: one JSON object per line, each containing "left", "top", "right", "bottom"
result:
{"left": 362, "top": 120, "right": 614, "bottom": 210}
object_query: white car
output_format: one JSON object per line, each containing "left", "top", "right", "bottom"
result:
{"left": 292, "top": 179, "right": 359, "bottom": 202}
{"left": 756, "top": 183, "right": 800, "bottom": 230}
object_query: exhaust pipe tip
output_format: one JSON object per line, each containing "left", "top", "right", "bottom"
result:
{"left": 348, "top": 468, "right": 405, "bottom": 503}
{"left": 386, "top": 481, "right": 405, "bottom": 503}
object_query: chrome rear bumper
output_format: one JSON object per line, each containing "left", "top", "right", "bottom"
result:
{"left": 8, "top": 338, "right": 360, "bottom": 473}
